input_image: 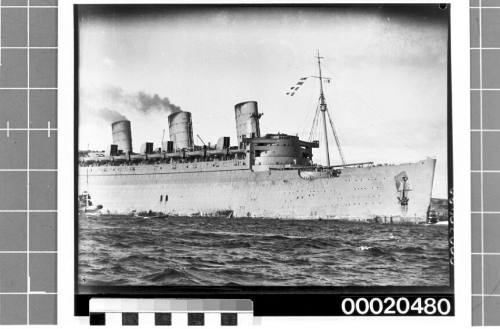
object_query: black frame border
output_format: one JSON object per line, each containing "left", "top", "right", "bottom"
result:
{"left": 73, "top": 3, "right": 454, "bottom": 316}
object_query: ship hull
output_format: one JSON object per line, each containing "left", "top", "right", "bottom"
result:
{"left": 78, "top": 158, "right": 436, "bottom": 223}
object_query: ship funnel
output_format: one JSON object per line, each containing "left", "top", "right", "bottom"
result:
{"left": 234, "top": 101, "right": 261, "bottom": 148}
{"left": 168, "top": 112, "right": 194, "bottom": 150}
{"left": 111, "top": 120, "right": 133, "bottom": 154}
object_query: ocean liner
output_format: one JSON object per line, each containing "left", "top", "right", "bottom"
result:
{"left": 78, "top": 53, "right": 436, "bottom": 223}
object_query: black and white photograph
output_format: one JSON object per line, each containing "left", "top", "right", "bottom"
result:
{"left": 75, "top": 4, "right": 452, "bottom": 289}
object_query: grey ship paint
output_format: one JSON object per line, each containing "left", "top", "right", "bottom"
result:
{"left": 78, "top": 54, "right": 436, "bottom": 223}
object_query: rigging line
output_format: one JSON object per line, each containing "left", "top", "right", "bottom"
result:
{"left": 299, "top": 97, "right": 314, "bottom": 138}
{"left": 309, "top": 108, "right": 319, "bottom": 142}
{"left": 326, "top": 107, "right": 346, "bottom": 165}
{"left": 308, "top": 96, "right": 321, "bottom": 142}
{"left": 306, "top": 95, "right": 318, "bottom": 136}
{"left": 307, "top": 97, "right": 319, "bottom": 141}
{"left": 314, "top": 104, "right": 322, "bottom": 141}
{"left": 326, "top": 108, "right": 345, "bottom": 165}
{"left": 296, "top": 76, "right": 316, "bottom": 138}
{"left": 308, "top": 106, "right": 319, "bottom": 142}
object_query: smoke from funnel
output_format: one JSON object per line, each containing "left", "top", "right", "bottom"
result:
{"left": 91, "top": 87, "right": 183, "bottom": 120}
{"left": 80, "top": 85, "right": 184, "bottom": 152}
{"left": 99, "top": 107, "right": 128, "bottom": 123}
{"left": 137, "top": 92, "right": 182, "bottom": 114}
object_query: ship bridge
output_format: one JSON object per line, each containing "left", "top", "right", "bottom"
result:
{"left": 244, "top": 133, "right": 319, "bottom": 171}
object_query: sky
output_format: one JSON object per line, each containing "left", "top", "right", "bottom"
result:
{"left": 77, "top": 4, "right": 449, "bottom": 197}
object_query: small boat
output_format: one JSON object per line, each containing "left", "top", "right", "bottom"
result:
{"left": 78, "top": 191, "right": 103, "bottom": 214}
{"left": 433, "top": 220, "right": 449, "bottom": 226}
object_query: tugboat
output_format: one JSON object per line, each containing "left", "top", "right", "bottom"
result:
{"left": 78, "top": 191, "right": 103, "bottom": 215}
{"left": 427, "top": 208, "right": 438, "bottom": 224}
{"left": 426, "top": 203, "right": 448, "bottom": 226}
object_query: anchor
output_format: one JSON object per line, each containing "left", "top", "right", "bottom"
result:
{"left": 395, "top": 172, "right": 411, "bottom": 213}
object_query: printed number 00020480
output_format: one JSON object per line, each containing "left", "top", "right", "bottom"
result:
{"left": 341, "top": 297, "right": 451, "bottom": 316}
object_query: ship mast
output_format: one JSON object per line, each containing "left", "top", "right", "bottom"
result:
{"left": 316, "top": 50, "right": 331, "bottom": 167}
{"left": 288, "top": 51, "right": 345, "bottom": 166}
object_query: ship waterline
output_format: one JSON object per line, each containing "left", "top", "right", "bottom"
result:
{"left": 79, "top": 157, "right": 436, "bottom": 222}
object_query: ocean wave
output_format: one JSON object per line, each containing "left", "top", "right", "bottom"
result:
{"left": 78, "top": 215, "right": 450, "bottom": 286}
{"left": 141, "top": 268, "right": 202, "bottom": 285}
{"left": 183, "top": 229, "right": 307, "bottom": 241}
{"left": 399, "top": 246, "right": 425, "bottom": 253}
{"left": 206, "top": 239, "right": 253, "bottom": 249}
{"left": 111, "top": 242, "right": 131, "bottom": 249}
{"left": 227, "top": 256, "right": 269, "bottom": 265}
{"left": 118, "top": 254, "right": 161, "bottom": 262}
{"left": 357, "top": 246, "right": 388, "bottom": 257}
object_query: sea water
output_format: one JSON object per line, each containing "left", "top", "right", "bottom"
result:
{"left": 78, "top": 215, "right": 449, "bottom": 286}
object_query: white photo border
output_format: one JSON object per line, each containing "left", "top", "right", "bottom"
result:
{"left": 58, "top": 0, "right": 470, "bottom": 327}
